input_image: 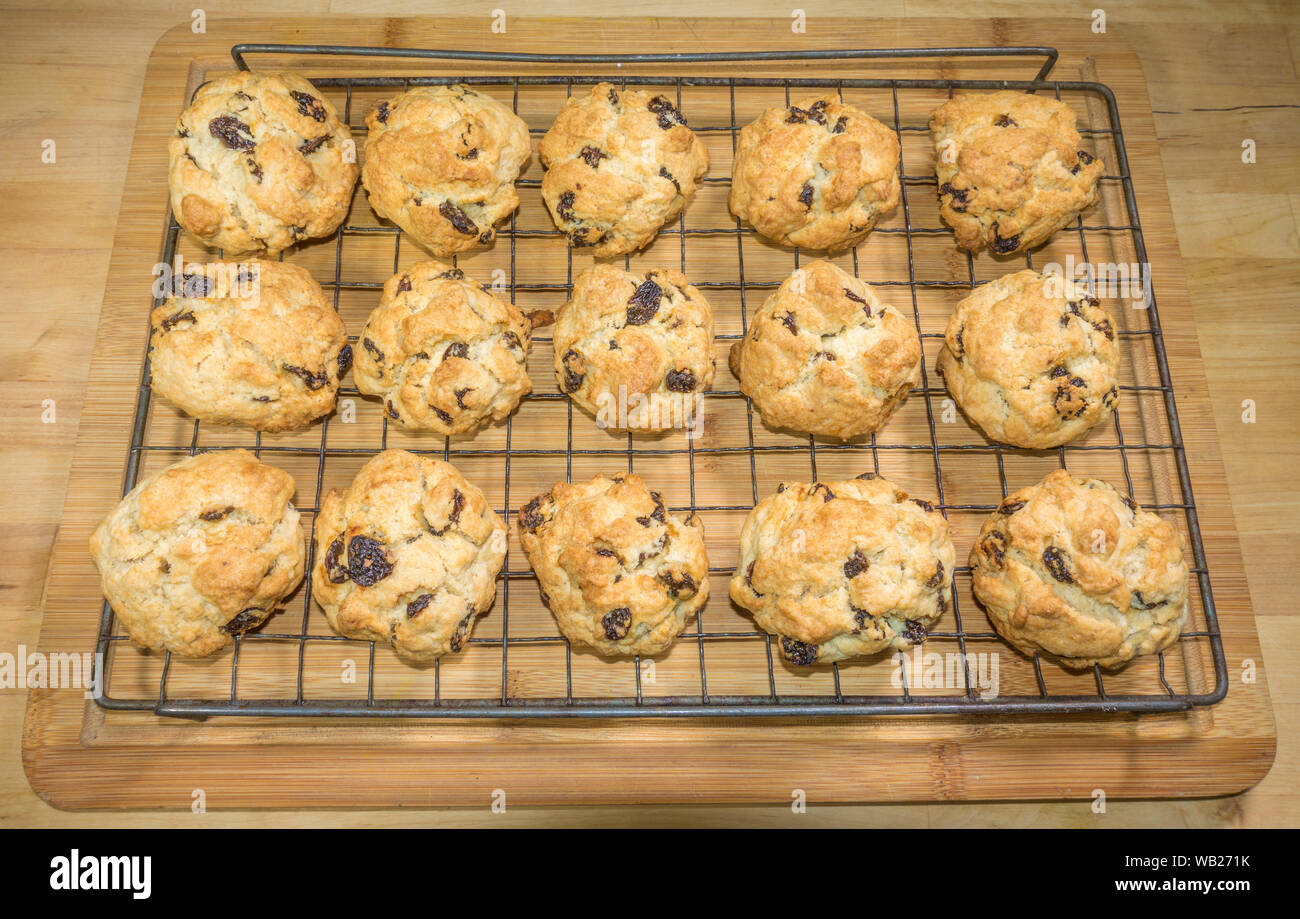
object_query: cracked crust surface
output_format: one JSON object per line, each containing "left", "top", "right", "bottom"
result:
{"left": 728, "top": 259, "right": 921, "bottom": 439}
{"left": 538, "top": 82, "right": 710, "bottom": 256}
{"left": 729, "top": 474, "right": 955, "bottom": 665}
{"left": 553, "top": 265, "right": 715, "bottom": 432}
{"left": 169, "top": 71, "right": 358, "bottom": 256}
{"left": 517, "top": 473, "right": 708, "bottom": 657}
{"left": 937, "top": 269, "right": 1119, "bottom": 449}
{"left": 970, "top": 469, "right": 1188, "bottom": 669}
{"left": 362, "top": 85, "right": 531, "bottom": 257}
{"left": 148, "top": 260, "right": 350, "bottom": 433}
{"left": 353, "top": 261, "right": 533, "bottom": 435}
{"left": 88, "top": 449, "right": 305, "bottom": 658}
{"left": 729, "top": 93, "right": 900, "bottom": 252}
{"left": 311, "top": 450, "right": 506, "bottom": 662}
{"left": 929, "top": 90, "right": 1104, "bottom": 254}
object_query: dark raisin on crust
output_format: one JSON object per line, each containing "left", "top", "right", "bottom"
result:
{"left": 385, "top": 401, "right": 400, "bottom": 420}
{"left": 1050, "top": 364, "right": 1069, "bottom": 378}
{"left": 246, "top": 157, "right": 263, "bottom": 181}
{"left": 658, "top": 166, "right": 680, "bottom": 193}
{"left": 362, "top": 337, "right": 384, "bottom": 364}
{"left": 843, "top": 288, "right": 871, "bottom": 317}
{"left": 911, "top": 498, "right": 936, "bottom": 513}
{"left": 502, "top": 331, "right": 522, "bottom": 351}
{"left": 780, "top": 636, "right": 818, "bottom": 666}
{"left": 991, "top": 225, "right": 1021, "bottom": 254}
{"left": 665, "top": 369, "right": 697, "bottom": 392}
{"left": 953, "top": 326, "right": 966, "bottom": 358}
{"left": 443, "top": 342, "right": 469, "bottom": 361}
{"left": 406, "top": 594, "right": 433, "bottom": 619}
{"left": 626, "top": 279, "right": 663, "bottom": 325}
{"left": 375, "top": 101, "right": 390, "bottom": 123}
{"left": 324, "top": 535, "right": 349, "bottom": 583}
{"left": 579, "top": 145, "right": 607, "bottom": 168}
{"left": 432, "top": 407, "right": 452, "bottom": 424}
{"left": 994, "top": 113, "right": 1017, "bottom": 127}
{"left": 785, "top": 100, "right": 828, "bottom": 125}
{"left": 298, "top": 134, "right": 328, "bottom": 155}
{"left": 449, "top": 489, "right": 465, "bottom": 525}
{"left": 658, "top": 570, "right": 697, "bottom": 598}
{"left": 856, "top": 471, "right": 878, "bottom": 480}
{"left": 799, "top": 182, "right": 814, "bottom": 207}
{"left": 282, "top": 363, "right": 328, "bottom": 390}
{"left": 449, "top": 613, "right": 473, "bottom": 652}
{"left": 291, "top": 90, "right": 327, "bottom": 122}
{"left": 439, "top": 200, "right": 478, "bottom": 236}
{"left": 1091, "top": 317, "right": 1115, "bottom": 340}
{"left": 1042, "top": 546, "right": 1074, "bottom": 584}
{"left": 781, "top": 312, "right": 798, "bottom": 334}
{"left": 457, "top": 148, "right": 479, "bottom": 161}
{"left": 561, "top": 348, "right": 585, "bottom": 393}
{"left": 221, "top": 610, "right": 263, "bottom": 635}
{"left": 209, "top": 115, "right": 255, "bottom": 150}
{"left": 843, "top": 550, "right": 869, "bottom": 579}
{"left": 336, "top": 344, "right": 353, "bottom": 378}
{"left": 556, "top": 190, "right": 576, "bottom": 222}
{"left": 1131, "top": 591, "right": 1167, "bottom": 610}
{"left": 601, "top": 607, "right": 632, "bottom": 640}
{"left": 831, "top": 115, "right": 848, "bottom": 134}
{"left": 938, "top": 182, "right": 970, "bottom": 209}
{"left": 902, "top": 619, "right": 927, "bottom": 644}
{"left": 980, "top": 530, "right": 1007, "bottom": 567}
{"left": 518, "top": 495, "right": 548, "bottom": 533}
{"left": 200, "top": 505, "right": 235, "bottom": 522}
{"left": 1076, "top": 149, "right": 1095, "bottom": 165}
{"left": 454, "top": 387, "right": 472, "bottom": 409}
{"left": 347, "top": 535, "right": 393, "bottom": 586}
{"left": 1120, "top": 493, "right": 1138, "bottom": 514}
{"left": 646, "top": 96, "right": 685, "bottom": 129}
{"left": 998, "top": 499, "right": 1026, "bottom": 515}
{"left": 811, "top": 483, "right": 835, "bottom": 502}
{"left": 160, "top": 310, "right": 196, "bottom": 332}
{"left": 396, "top": 275, "right": 412, "bottom": 294}
{"left": 175, "top": 271, "right": 213, "bottom": 298}
{"left": 440, "top": 267, "right": 465, "bottom": 280}
{"left": 744, "top": 560, "right": 763, "bottom": 597}
{"left": 926, "top": 560, "right": 946, "bottom": 589}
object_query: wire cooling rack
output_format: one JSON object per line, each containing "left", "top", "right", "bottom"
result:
{"left": 94, "top": 44, "right": 1228, "bottom": 719}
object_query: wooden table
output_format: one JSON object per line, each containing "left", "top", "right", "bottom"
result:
{"left": 2, "top": 4, "right": 1296, "bottom": 826}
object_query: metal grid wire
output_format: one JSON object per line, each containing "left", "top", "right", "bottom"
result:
{"left": 94, "top": 44, "right": 1228, "bottom": 718}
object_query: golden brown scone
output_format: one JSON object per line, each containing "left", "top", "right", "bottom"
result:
{"left": 169, "top": 71, "right": 358, "bottom": 255}
{"left": 538, "top": 82, "right": 709, "bottom": 256}
{"left": 311, "top": 450, "right": 506, "bottom": 662}
{"left": 729, "top": 474, "right": 954, "bottom": 666}
{"left": 929, "top": 90, "right": 1104, "bottom": 254}
{"left": 729, "top": 94, "right": 900, "bottom": 252}
{"left": 937, "top": 269, "right": 1119, "bottom": 449}
{"left": 148, "top": 260, "right": 351, "bottom": 433}
{"left": 88, "top": 450, "right": 305, "bottom": 658}
{"left": 353, "top": 261, "right": 533, "bottom": 435}
{"left": 517, "top": 473, "right": 708, "bottom": 657}
{"left": 971, "top": 470, "right": 1188, "bottom": 669}
{"left": 362, "top": 85, "right": 531, "bottom": 257}
{"left": 729, "top": 259, "right": 921, "bottom": 439}
{"left": 554, "top": 264, "right": 714, "bottom": 432}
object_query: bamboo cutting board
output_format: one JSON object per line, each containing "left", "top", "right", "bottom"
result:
{"left": 23, "top": 16, "right": 1276, "bottom": 808}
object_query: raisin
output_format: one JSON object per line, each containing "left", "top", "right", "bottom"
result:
{"left": 856, "top": 471, "right": 878, "bottom": 480}
{"left": 439, "top": 200, "right": 478, "bottom": 236}
{"left": 1092, "top": 318, "right": 1115, "bottom": 340}
{"left": 1042, "top": 546, "right": 1073, "bottom": 584}
{"left": 449, "top": 489, "right": 465, "bottom": 525}
{"left": 336, "top": 344, "right": 353, "bottom": 377}
{"left": 994, "top": 113, "right": 1017, "bottom": 127}
{"left": 786, "top": 102, "right": 827, "bottom": 125}
{"left": 665, "top": 369, "right": 696, "bottom": 392}
{"left": 953, "top": 326, "right": 966, "bottom": 357}
{"left": 406, "top": 594, "right": 433, "bottom": 618}
{"left": 1076, "top": 149, "right": 1095, "bottom": 165}
{"left": 396, "top": 275, "right": 412, "bottom": 293}
{"left": 385, "top": 401, "right": 400, "bottom": 420}
{"left": 347, "top": 535, "right": 393, "bottom": 586}
{"left": 831, "top": 115, "right": 848, "bottom": 134}
{"left": 177, "top": 128, "right": 190, "bottom": 138}
{"left": 433, "top": 406, "right": 452, "bottom": 424}
{"left": 594, "top": 547, "right": 618, "bottom": 559}
{"left": 1050, "top": 365, "right": 1069, "bottom": 378}
{"left": 454, "top": 387, "right": 472, "bottom": 409}
{"left": 247, "top": 157, "right": 263, "bottom": 181}
{"left": 902, "top": 619, "right": 927, "bottom": 644}
{"left": 561, "top": 348, "right": 585, "bottom": 393}
{"left": 799, "top": 183, "right": 814, "bottom": 207}
{"left": 781, "top": 636, "right": 818, "bottom": 666}
{"left": 658, "top": 166, "right": 680, "bottom": 193}
{"left": 299, "top": 134, "right": 328, "bottom": 155}
{"left": 626, "top": 279, "right": 662, "bottom": 325}
{"left": 502, "top": 331, "right": 522, "bottom": 350}
{"left": 843, "top": 550, "right": 869, "bottom": 579}
{"left": 602, "top": 608, "right": 632, "bottom": 640}
{"left": 843, "top": 288, "right": 872, "bottom": 317}
{"left": 608, "top": 339, "right": 620, "bottom": 350}
{"left": 519, "top": 495, "right": 548, "bottom": 533}
{"left": 926, "top": 560, "right": 945, "bottom": 589}
{"left": 980, "top": 530, "right": 1007, "bottom": 567}
{"left": 324, "top": 535, "right": 349, "bottom": 583}
{"left": 816, "top": 351, "right": 836, "bottom": 361}
{"left": 579, "top": 145, "right": 607, "bottom": 168}
{"left": 938, "top": 182, "right": 970, "bottom": 212}
{"left": 911, "top": 498, "right": 935, "bottom": 513}
{"left": 362, "top": 337, "right": 384, "bottom": 364}
{"left": 457, "top": 148, "right": 479, "bottom": 160}
{"left": 647, "top": 96, "right": 685, "bottom": 129}
{"left": 998, "top": 499, "right": 1026, "bottom": 515}
{"left": 291, "top": 90, "right": 327, "bottom": 122}
{"left": 1121, "top": 493, "right": 1138, "bottom": 514}
{"left": 811, "top": 483, "right": 835, "bottom": 502}
{"left": 1131, "top": 591, "right": 1166, "bottom": 610}
{"left": 449, "top": 614, "right": 472, "bottom": 652}
{"left": 781, "top": 312, "right": 798, "bottom": 334}
{"left": 443, "top": 342, "right": 468, "bottom": 361}
{"left": 607, "top": 88, "right": 619, "bottom": 105}
{"left": 283, "top": 363, "right": 328, "bottom": 390}
{"left": 744, "top": 560, "right": 763, "bottom": 597}
{"left": 991, "top": 226, "right": 1021, "bottom": 254}
{"left": 176, "top": 272, "right": 213, "bottom": 298}
{"left": 658, "top": 570, "right": 697, "bottom": 598}
{"left": 200, "top": 505, "right": 234, "bottom": 522}
{"left": 376, "top": 101, "right": 390, "bottom": 123}
{"left": 160, "top": 310, "right": 196, "bottom": 332}
{"left": 209, "top": 115, "right": 255, "bottom": 150}
{"left": 221, "top": 610, "right": 263, "bottom": 635}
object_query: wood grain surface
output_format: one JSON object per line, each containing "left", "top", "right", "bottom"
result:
{"left": 2, "top": 3, "right": 1296, "bottom": 827}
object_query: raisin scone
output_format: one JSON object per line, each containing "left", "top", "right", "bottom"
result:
{"left": 729, "top": 94, "right": 901, "bottom": 252}
{"left": 362, "top": 85, "right": 531, "bottom": 257}
{"left": 311, "top": 450, "right": 506, "bottom": 662}
{"left": 353, "top": 261, "right": 534, "bottom": 435}
{"left": 730, "top": 474, "right": 954, "bottom": 666}
{"left": 929, "top": 90, "right": 1105, "bottom": 254}
{"left": 538, "top": 83, "right": 710, "bottom": 256}
{"left": 728, "top": 259, "right": 921, "bottom": 439}
{"left": 169, "top": 71, "right": 358, "bottom": 255}
{"left": 554, "top": 265, "right": 715, "bottom": 432}
{"left": 517, "top": 473, "right": 708, "bottom": 657}
{"left": 89, "top": 449, "right": 305, "bottom": 658}
{"left": 971, "top": 470, "right": 1188, "bottom": 669}
{"left": 937, "top": 269, "right": 1119, "bottom": 449}
{"left": 149, "top": 259, "right": 351, "bottom": 433}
